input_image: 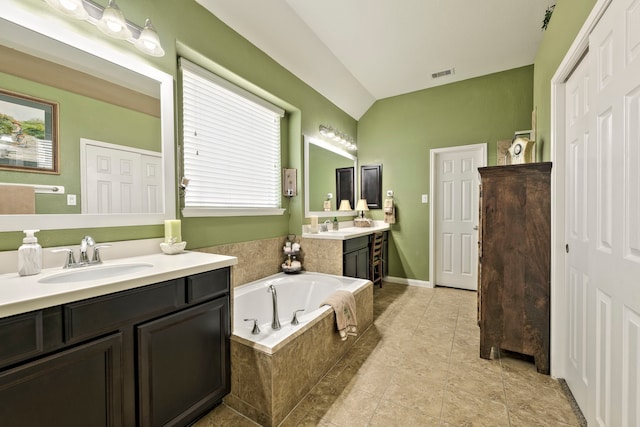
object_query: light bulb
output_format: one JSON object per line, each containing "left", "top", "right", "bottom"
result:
{"left": 97, "top": 0, "right": 132, "bottom": 40}
{"left": 44, "top": 0, "right": 88, "bottom": 19}
{"left": 135, "top": 19, "right": 165, "bottom": 57}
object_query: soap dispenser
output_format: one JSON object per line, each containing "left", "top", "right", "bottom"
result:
{"left": 332, "top": 217, "right": 339, "bottom": 231}
{"left": 18, "top": 229, "right": 42, "bottom": 276}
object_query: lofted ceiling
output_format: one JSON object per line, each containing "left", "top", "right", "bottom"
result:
{"left": 196, "top": 0, "right": 552, "bottom": 119}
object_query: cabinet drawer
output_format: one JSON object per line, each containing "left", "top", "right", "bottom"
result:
{"left": 186, "top": 268, "right": 230, "bottom": 304}
{"left": 64, "top": 279, "right": 184, "bottom": 343}
{"left": 344, "top": 235, "right": 369, "bottom": 253}
{"left": 0, "top": 308, "right": 63, "bottom": 369}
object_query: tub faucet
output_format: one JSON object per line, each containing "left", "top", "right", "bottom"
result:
{"left": 244, "top": 318, "right": 261, "bottom": 335}
{"left": 267, "top": 284, "right": 281, "bottom": 330}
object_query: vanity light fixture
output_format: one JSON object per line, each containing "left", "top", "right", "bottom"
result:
{"left": 42, "top": 0, "right": 165, "bottom": 57}
{"left": 134, "top": 19, "right": 165, "bottom": 57}
{"left": 319, "top": 125, "right": 357, "bottom": 151}
{"left": 96, "top": 0, "right": 132, "bottom": 40}
{"left": 44, "top": 0, "right": 89, "bottom": 19}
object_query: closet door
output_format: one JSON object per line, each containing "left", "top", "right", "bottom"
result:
{"left": 564, "top": 52, "right": 591, "bottom": 416}
{"left": 563, "top": 0, "right": 640, "bottom": 425}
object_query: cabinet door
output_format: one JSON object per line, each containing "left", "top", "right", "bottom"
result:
{"left": 356, "top": 247, "right": 370, "bottom": 280}
{"left": 0, "top": 333, "right": 124, "bottom": 427}
{"left": 343, "top": 250, "right": 359, "bottom": 278}
{"left": 137, "top": 297, "right": 230, "bottom": 427}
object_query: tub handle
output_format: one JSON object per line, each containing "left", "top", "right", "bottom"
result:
{"left": 244, "top": 318, "right": 261, "bottom": 335}
{"left": 291, "top": 309, "right": 305, "bottom": 325}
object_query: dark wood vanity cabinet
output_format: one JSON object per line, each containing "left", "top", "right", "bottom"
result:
{"left": 0, "top": 267, "right": 231, "bottom": 427}
{"left": 0, "top": 333, "right": 124, "bottom": 426}
{"left": 478, "top": 163, "right": 551, "bottom": 374}
{"left": 137, "top": 297, "right": 229, "bottom": 427}
{"left": 343, "top": 235, "right": 370, "bottom": 279}
{"left": 343, "top": 231, "right": 388, "bottom": 280}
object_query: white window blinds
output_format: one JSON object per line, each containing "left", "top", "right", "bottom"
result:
{"left": 180, "top": 58, "right": 285, "bottom": 216}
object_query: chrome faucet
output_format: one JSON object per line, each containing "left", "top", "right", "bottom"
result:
{"left": 320, "top": 219, "right": 332, "bottom": 232}
{"left": 52, "top": 236, "right": 111, "bottom": 268}
{"left": 79, "top": 236, "right": 95, "bottom": 263}
{"left": 267, "top": 284, "right": 281, "bottom": 330}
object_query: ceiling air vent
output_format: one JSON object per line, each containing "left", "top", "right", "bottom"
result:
{"left": 431, "top": 68, "right": 455, "bottom": 79}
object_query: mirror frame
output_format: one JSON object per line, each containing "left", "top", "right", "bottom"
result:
{"left": 304, "top": 135, "right": 356, "bottom": 218}
{"left": 0, "top": 3, "right": 176, "bottom": 231}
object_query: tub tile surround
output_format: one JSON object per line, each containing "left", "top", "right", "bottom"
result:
{"left": 225, "top": 282, "right": 374, "bottom": 427}
{"left": 298, "top": 238, "right": 342, "bottom": 276}
{"left": 197, "top": 237, "right": 292, "bottom": 288}
{"left": 196, "top": 235, "right": 347, "bottom": 285}
{"left": 195, "top": 283, "right": 583, "bottom": 427}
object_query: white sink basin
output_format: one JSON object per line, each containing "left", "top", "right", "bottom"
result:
{"left": 39, "top": 263, "right": 154, "bottom": 284}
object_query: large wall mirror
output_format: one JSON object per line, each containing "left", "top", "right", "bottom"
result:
{"left": 0, "top": 3, "right": 175, "bottom": 231}
{"left": 304, "top": 135, "right": 356, "bottom": 218}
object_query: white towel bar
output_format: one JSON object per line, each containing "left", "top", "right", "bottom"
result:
{"left": 0, "top": 183, "right": 65, "bottom": 194}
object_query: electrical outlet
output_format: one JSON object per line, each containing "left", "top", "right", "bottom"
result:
{"left": 67, "top": 194, "right": 77, "bottom": 206}
{"left": 421, "top": 194, "right": 429, "bottom": 204}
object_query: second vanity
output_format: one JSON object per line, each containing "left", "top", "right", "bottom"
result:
{"left": 302, "top": 221, "right": 389, "bottom": 280}
{"left": 0, "top": 250, "right": 237, "bottom": 427}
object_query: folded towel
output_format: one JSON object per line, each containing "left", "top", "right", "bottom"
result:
{"left": 321, "top": 290, "right": 357, "bottom": 341}
{"left": 0, "top": 185, "right": 35, "bottom": 214}
{"left": 384, "top": 205, "right": 396, "bottom": 224}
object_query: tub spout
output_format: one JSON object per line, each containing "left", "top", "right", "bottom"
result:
{"left": 268, "top": 284, "right": 281, "bottom": 330}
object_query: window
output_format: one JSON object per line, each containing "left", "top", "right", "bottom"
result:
{"left": 180, "top": 58, "right": 285, "bottom": 217}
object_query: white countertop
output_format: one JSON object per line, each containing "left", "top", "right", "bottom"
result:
{"left": 302, "top": 221, "right": 390, "bottom": 240}
{"left": 0, "top": 251, "right": 237, "bottom": 319}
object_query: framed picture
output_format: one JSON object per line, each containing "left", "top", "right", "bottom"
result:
{"left": 0, "top": 89, "right": 59, "bottom": 174}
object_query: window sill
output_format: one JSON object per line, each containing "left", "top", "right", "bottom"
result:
{"left": 181, "top": 207, "right": 286, "bottom": 217}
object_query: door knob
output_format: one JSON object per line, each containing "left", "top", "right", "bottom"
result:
{"left": 473, "top": 226, "right": 479, "bottom": 230}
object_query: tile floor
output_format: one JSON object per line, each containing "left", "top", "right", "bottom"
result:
{"left": 194, "top": 282, "right": 583, "bottom": 426}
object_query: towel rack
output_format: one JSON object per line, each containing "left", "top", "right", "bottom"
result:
{"left": 0, "top": 183, "right": 65, "bottom": 194}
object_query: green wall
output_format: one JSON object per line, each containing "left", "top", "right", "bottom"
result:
{"left": 0, "top": 0, "right": 356, "bottom": 251}
{"left": 357, "top": 66, "right": 534, "bottom": 281}
{"left": 533, "top": 0, "right": 597, "bottom": 160}
{"left": 2, "top": 0, "right": 601, "bottom": 286}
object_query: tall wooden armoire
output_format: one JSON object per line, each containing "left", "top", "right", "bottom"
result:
{"left": 477, "top": 162, "right": 551, "bottom": 374}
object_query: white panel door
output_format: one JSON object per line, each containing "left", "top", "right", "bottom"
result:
{"left": 434, "top": 145, "right": 484, "bottom": 290}
{"left": 564, "top": 0, "right": 640, "bottom": 425}
{"left": 85, "top": 144, "right": 142, "bottom": 214}
{"left": 141, "top": 154, "right": 163, "bottom": 213}
{"left": 564, "top": 53, "right": 592, "bottom": 418}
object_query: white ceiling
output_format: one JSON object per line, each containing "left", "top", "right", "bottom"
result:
{"left": 196, "top": 0, "right": 551, "bottom": 119}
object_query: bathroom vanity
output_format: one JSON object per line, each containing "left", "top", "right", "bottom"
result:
{"left": 0, "top": 251, "right": 236, "bottom": 427}
{"left": 302, "top": 222, "right": 389, "bottom": 280}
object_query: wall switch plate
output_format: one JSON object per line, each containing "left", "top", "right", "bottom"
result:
{"left": 421, "top": 194, "right": 429, "bottom": 203}
{"left": 67, "top": 194, "right": 76, "bottom": 206}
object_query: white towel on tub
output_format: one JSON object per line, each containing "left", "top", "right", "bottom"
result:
{"left": 321, "top": 290, "right": 357, "bottom": 341}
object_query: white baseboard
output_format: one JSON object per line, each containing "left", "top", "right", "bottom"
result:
{"left": 384, "top": 275, "right": 433, "bottom": 288}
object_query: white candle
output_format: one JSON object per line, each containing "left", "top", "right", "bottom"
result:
{"left": 164, "top": 220, "right": 182, "bottom": 243}
{"left": 310, "top": 216, "right": 318, "bottom": 227}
